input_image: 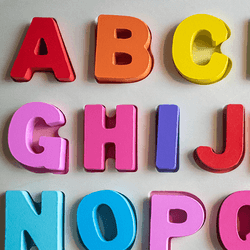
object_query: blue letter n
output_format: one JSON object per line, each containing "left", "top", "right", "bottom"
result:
{"left": 5, "top": 191, "right": 64, "bottom": 250}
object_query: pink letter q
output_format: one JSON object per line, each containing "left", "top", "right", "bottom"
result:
{"left": 219, "top": 191, "right": 250, "bottom": 250}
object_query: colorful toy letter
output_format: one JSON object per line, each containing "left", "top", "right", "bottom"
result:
{"left": 8, "top": 102, "right": 68, "bottom": 174}
{"left": 95, "top": 15, "right": 153, "bottom": 83}
{"left": 194, "top": 104, "right": 245, "bottom": 173}
{"left": 84, "top": 105, "right": 137, "bottom": 172}
{"left": 218, "top": 191, "right": 250, "bottom": 249}
{"left": 150, "top": 191, "right": 205, "bottom": 250}
{"left": 172, "top": 14, "right": 231, "bottom": 84}
{"left": 5, "top": 191, "right": 64, "bottom": 250}
{"left": 77, "top": 190, "right": 136, "bottom": 250}
{"left": 10, "top": 17, "right": 75, "bottom": 82}
{"left": 156, "top": 105, "right": 180, "bottom": 172}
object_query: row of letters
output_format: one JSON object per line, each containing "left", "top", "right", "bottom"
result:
{"left": 8, "top": 102, "right": 245, "bottom": 174}
{"left": 10, "top": 14, "right": 232, "bottom": 85}
{"left": 5, "top": 189, "right": 249, "bottom": 250}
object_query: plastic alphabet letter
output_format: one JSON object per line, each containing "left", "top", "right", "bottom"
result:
{"left": 10, "top": 17, "right": 75, "bottom": 82}
{"left": 194, "top": 104, "right": 245, "bottom": 173}
{"left": 156, "top": 105, "right": 180, "bottom": 172}
{"left": 5, "top": 191, "right": 64, "bottom": 250}
{"left": 77, "top": 190, "right": 137, "bottom": 250}
{"left": 172, "top": 14, "right": 231, "bottom": 84}
{"left": 95, "top": 15, "right": 153, "bottom": 83}
{"left": 218, "top": 191, "right": 250, "bottom": 249}
{"left": 150, "top": 191, "right": 205, "bottom": 250}
{"left": 84, "top": 105, "right": 137, "bottom": 172}
{"left": 8, "top": 102, "right": 68, "bottom": 174}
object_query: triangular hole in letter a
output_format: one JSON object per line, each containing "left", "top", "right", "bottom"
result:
{"left": 34, "top": 38, "right": 48, "bottom": 55}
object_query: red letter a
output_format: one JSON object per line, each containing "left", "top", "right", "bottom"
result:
{"left": 11, "top": 17, "right": 75, "bottom": 82}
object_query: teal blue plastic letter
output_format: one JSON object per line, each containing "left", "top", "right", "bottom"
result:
{"left": 5, "top": 191, "right": 64, "bottom": 250}
{"left": 77, "top": 190, "right": 137, "bottom": 250}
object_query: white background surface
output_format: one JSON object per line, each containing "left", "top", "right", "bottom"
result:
{"left": 1, "top": 0, "right": 250, "bottom": 249}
